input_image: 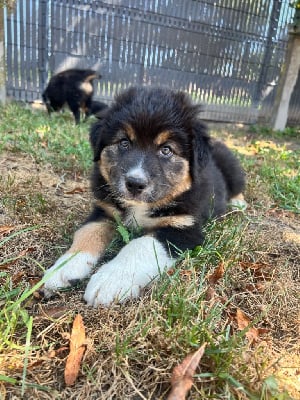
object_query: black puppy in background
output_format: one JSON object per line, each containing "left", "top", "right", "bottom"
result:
{"left": 89, "top": 100, "right": 109, "bottom": 118}
{"left": 42, "top": 69, "right": 101, "bottom": 124}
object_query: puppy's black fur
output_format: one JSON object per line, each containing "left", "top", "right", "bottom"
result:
{"left": 89, "top": 100, "right": 109, "bottom": 117}
{"left": 43, "top": 86, "right": 246, "bottom": 306}
{"left": 88, "top": 86, "right": 245, "bottom": 254}
{"left": 42, "top": 69, "right": 101, "bottom": 124}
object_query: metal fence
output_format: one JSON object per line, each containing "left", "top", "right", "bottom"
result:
{"left": 4, "top": 0, "right": 300, "bottom": 125}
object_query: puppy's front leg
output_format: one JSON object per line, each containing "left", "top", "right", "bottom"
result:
{"left": 44, "top": 221, "right": 114, "bottom": 296}
{"left": 84, "top": 236, "right": 174, "bottom": 307}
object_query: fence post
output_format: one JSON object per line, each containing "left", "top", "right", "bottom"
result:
{"left": 271, "top": 7, "right": 300, "bottom": 131}
{"left": 0, "top": 8, "right": 6, "bottom": 105}
{"left": 271, "top": 32, "right": 300, "bottom": 130}
{"left": 38, "top": 0, "right": 48, "bottom": 95}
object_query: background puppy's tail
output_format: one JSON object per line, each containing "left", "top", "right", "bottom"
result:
{"left": 211, "top": 140, "right": 246, "bottom": 198}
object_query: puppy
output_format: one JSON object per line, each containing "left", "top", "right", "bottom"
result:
{"left": 44, "top": 87, "right": 246, "bottom": 306}
{"left": 89, "top": 100, "right": 109, "bottom": 117}
{"left": 42, "top": 69, "right": 101, "bottom": 124}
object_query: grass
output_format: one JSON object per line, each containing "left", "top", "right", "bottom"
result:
{"left": 0, "top": 103, "right": 299, "bottom": 399}
{"left": 0, "top": 103, "right": 93, "bottom": 173}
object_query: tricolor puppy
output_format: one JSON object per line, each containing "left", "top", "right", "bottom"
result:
{"left": 42, "top": 69, "right": 101, "bottom": 124}
{"left": 44, "top": 87, "right": 246, "bottom": 307}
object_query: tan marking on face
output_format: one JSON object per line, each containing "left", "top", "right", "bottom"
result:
{"left": 95, "top": 200, "right": 121, "bottom": 220}
{"left": 124, "top": 123, "right": 136, "bottom": 141}
{"left": 99, "top": 145, "right": 118, "bottom": 183}
{"left": 68, "top": 221, "right": 115, "bottom": 257}
{"left": 154, "top": 131, "right": 172, "bottom": 146}
{"left": 152, "top": 158, "right": 192, "bottom": 208}
{"left": 80, "top": 81, "right": 93, "bottom": 95}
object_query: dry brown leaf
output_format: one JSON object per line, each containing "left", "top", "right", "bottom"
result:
{"left": 236, "top": 309, "right": 251, "bottom": 330}
{"left": 179, "top": 270, "right": 193, "bottom": 280}
{"left": 235, "top": 309, "right": 268, "bottom": 345}
{"left": 239, "top": 261, "right": 269, "bottom": 271}
{"left": 0, "top": 225, "right": 15, "bottom": 236}
{"left": 205, "top": 286, "right": 216, "bottom": 301}
{"left": 65, "top": 187, "right": 85, "bottom": 195}
{"left": 244, "top": 283, "right": 266, "bottom": 293}
{"left": 12, "top": 271, "right": 25, "bottom": 284}
{"left": 167, "top": 342, "right": 206, "bottom": 400}
{"left": 208, "top": 263, "right": 224, "bottom": 285}
{"left": 48, "top": 346, "right": 69, "bottom": 358}
{"left": 239, "top": 262, "right": 273, "bottom": 281}
{"left": 167, "top": 268, "right": 175, "bottom": 276}
{"left": 39, "top": 306, "right": 69, "bottom": 319}
{"left": 64, "top": 314, "right": 86, "bottom": 386}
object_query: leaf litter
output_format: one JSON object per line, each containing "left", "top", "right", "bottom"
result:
{"left": 64, "top": 314, "right": 87, "bottom": 386}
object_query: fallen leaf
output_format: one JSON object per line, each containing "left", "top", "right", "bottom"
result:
{"left": 64, "top": 314, "right": 86, "bottom": 386}
{"left": 48, "top": 346, "right": 69, "bottom": 358}
{"left": 235, "top": 309, "right": 268, "bottom": 345}
{"left": 167, "top": 342, "right": 206, "bottom": 400}
{"left": 0, "top": 225, "right": 15, "bottom": 236}
{"left": 239, "top": 261, "right": 269, "bottom": 271}
{"left": 239, "top": 261, "right": 273, "bottom": 281}
{"left": 12, "top": 271, "right": 24, "bottom": 284}
{"left": 236, "top": 308, "right": 251, "bottom": 330}
{"left": 205, "top": 286, "right": 216, "bottom": 301}
{"left": 179, "top": 270, "right": 192, "bottom": 280}
{"left": 208, "top": 263, "right": 224, "bottom": 285}
{"left": 244, "top": 282, "right": 266, "bottom": 293}
{"left": 65, "top": 187, "right": 85, "bottom": 195}
{"left": 39, "top": 306, "right": 68, "bottom": 319}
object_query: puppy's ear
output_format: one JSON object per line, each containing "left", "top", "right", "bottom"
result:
{"left": 90, "top": 120, "right": 104, "bottom": 162}
{"left": 90, "top": 105, "right": 110, "bottom": 161}
{"left": 192, "top": 120, "right": 211, "bottom": 168}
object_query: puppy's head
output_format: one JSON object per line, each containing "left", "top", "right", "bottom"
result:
{"left": 90, "top": 87, "right": 209, "bottom": 207}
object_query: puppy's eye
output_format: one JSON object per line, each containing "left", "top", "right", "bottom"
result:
{"left": 159, "top": 145, "right": 173, "bottom": 158}
{"left": 119, "top": 138, "right": 130, "bottom": 150}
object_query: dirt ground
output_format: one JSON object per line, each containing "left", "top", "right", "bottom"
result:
{"left": 0, "top": 130, "right": 299, "bottom": 399}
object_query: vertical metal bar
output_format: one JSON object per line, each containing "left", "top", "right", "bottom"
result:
{"left": 38, "top": 0, "right": 48, "bottom": 98}
{"left": 253, "top": 0, "right": 283, "bottom": 105}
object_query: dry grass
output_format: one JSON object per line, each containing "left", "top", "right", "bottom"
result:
{"left": 0, "top": 107, "right": 299, "bottom": 399}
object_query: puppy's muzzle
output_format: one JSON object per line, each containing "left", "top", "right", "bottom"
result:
{"left": 125, "top": 175, "right": 148, "bottom": 196}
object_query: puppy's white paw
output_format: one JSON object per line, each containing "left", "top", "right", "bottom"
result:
{"left": 43, "top": 252, "right": 97, "bottom": 297}
{"left": 84, "top": 236, "right": 174, "bottom": 307}
{"left": 229, "top": 193, "right": 247, "bottom": 211}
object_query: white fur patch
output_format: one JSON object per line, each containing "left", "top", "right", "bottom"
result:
{"left": 126, "top": 162, "right": 146, "bottom": 181}
{"left": 84, "top": 236, "right": 174, "bottom": 307}
{"left": 43, "top": 252, "right": 97, "bottom": 296}
{"left": 229, "top": 193, "right": 247, "bottom": 211}
{"left": 79, "top": 81, "right": 93, "bottom": 95}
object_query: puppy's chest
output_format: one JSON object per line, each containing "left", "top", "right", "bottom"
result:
{"left": 124, "top": 205, "right": 157, "bottom": 230}
{"left": 123, "top": 205, "right": 195, "bottom": 231}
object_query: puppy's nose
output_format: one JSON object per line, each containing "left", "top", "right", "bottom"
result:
{"left": 125, "top": 175, "right": 148, "bottom": 195}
